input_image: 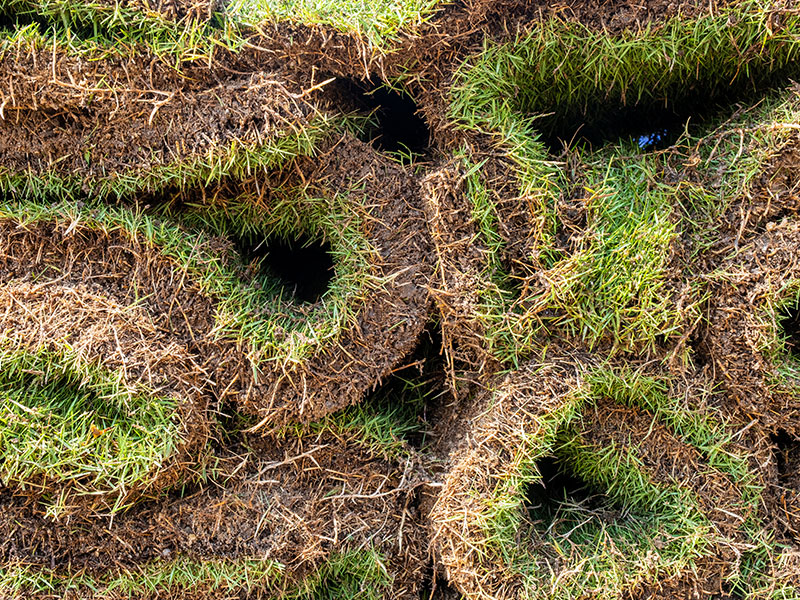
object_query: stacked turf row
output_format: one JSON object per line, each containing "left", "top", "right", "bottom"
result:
{"left": 1, "top": 414, "right": 429, "bottom": 599}
{"left": 426, "top": 2, "right": 800, "bottom": 599}
{"left": 0, "top": 1, "right": 436, "bottom": 596}
{"left": 0, "top": 0, "right": 433, "bottom": 505}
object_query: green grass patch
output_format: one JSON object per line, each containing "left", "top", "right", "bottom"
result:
{"left": 0, "top": 345, "right": 182, "bottom": 516}
{"left": 535, "top": 150, "right": 690, "bottom": 352}
{"left": 288, "top": 548, "right": 392, "bottom": 600}
{"left": 0, "top": 548, "right": 390, "bottom": 599}
{"left": 0, "top": 0, "right": 236, "bottom": 61}
{"left": 460, "top": 147, "right": 700, "bottom": 362}
{"left": 229, "top": 0, "right": 441, "bottom": 49}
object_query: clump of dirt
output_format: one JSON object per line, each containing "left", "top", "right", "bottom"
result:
{"left": 763, "top": 428, "right": 800, "bottom": 544}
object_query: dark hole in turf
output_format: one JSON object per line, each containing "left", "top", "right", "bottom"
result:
{"left": 419, "top": 566, "right": 463, "bottom": 600}
{"left": 779, "top": 303, "right": 800, "bottom": 357}
{"left": 234, "top": 234, "right": 335, "bottom": 304}
{"left": 534, "top": 78, "right": 798, "bottom": 154}
{"left": 771, "top": 429, "right": 800, "bottom": 480}
{"left": 541, "top": 104, "right": 692, "bottom": 154}
{"left": 688, "top": 334, "right": 710, "bottom": 370}
{"left": 0, "top": 9, "right": 48, "bottom": 32}
{"left": 358, "top": 321, "right": 445, "bottom": 450}
{"left": 526, "top": 454, "right": 597, "bottom": 518}
{"left": 335, "top": 78, "right": 430, "bottom": 155}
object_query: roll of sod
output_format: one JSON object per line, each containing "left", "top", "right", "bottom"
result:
{"left": 146, "top": 135, "right": 433, "bottom": 427}
{"left": 429, "top": 357, "right": 584, "bottom": 599}
{"left": 0, "top": 28, "right": 336, "bottom": 201}
{"left": 426, "top": 0, "right": 800, "bottom": 376}
{"left": 0, "top": 216, "right": 212, "bottom": 516}
{"left": 429, "top": 360, "right": 783, "bottom": 600}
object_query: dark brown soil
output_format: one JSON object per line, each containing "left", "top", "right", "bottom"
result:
{"left": 704, "top": 220, "right": 800, "bottom": 432}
